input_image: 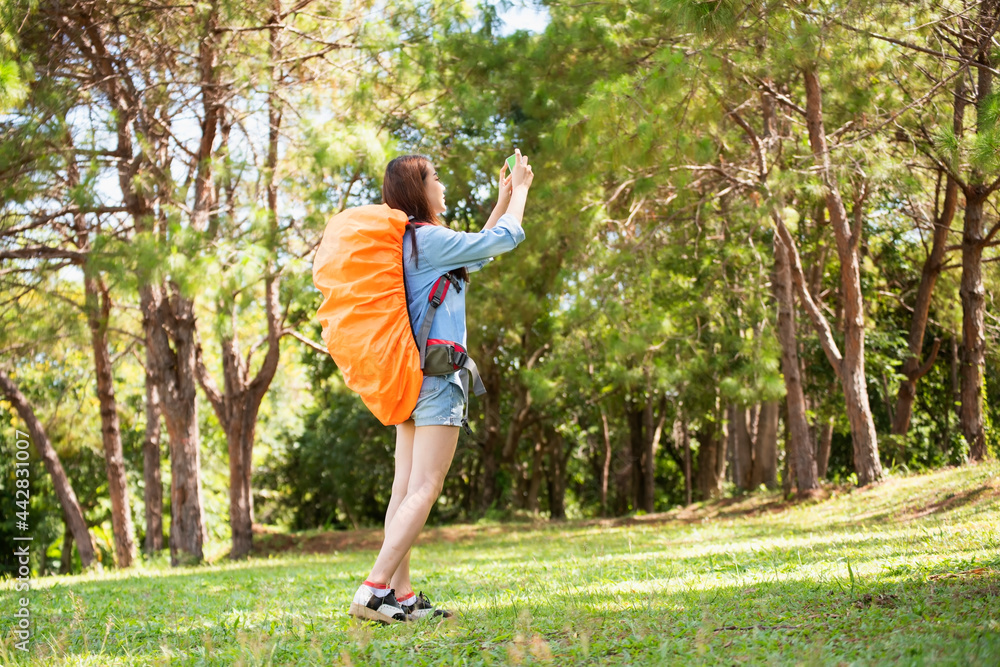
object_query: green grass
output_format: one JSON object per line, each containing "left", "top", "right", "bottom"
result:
{"left": 3, "top": 464, "right": 1000, "bottom": 666}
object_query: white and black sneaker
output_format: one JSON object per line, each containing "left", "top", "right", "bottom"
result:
{"left": 348, "top": 585, "right": 409, "bottom": 624}
{"left": 400, "top": 592, "right": 453, "bottom": 620}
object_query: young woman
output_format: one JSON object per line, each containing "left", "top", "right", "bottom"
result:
{"left": 348, "top": 150, "right": 534, "bottom": 624}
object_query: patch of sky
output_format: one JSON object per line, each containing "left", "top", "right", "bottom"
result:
{"left": 487, "top": 1, "right": 551, "bottom": 36}
{"left": 868, "top": 198, "right": 925, "bottom": 245}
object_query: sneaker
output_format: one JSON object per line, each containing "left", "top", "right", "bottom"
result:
{"left": 348, "top": 585, "right": 409, "bottom": 624}
{"left": 400, "top": 591, "right": 453, "bottom": 620}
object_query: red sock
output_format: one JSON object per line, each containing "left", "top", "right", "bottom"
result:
{"left": 396, "top": 591, "right": 416, "bottom": 605}
{"left": 363, "top": 580, "right": 391, "bottom": 598}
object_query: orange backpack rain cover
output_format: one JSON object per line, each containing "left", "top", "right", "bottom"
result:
{"left": 312, "top": 204, "right": 422, "bottom": 425}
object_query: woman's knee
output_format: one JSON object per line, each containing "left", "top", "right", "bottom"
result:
{"left": 407, "top": 474, "right": 446, "bottom": 504}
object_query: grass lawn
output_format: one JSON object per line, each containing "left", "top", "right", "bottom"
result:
{"left": 2, "top": 463, "right": 999, "bottom": 666}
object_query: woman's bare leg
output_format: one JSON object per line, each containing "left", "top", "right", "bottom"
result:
{"left": 386, "top": 421, "right": 415, "bottom": 594}
{"left": 366, "top": 425, "right": 459, "bottom": 585}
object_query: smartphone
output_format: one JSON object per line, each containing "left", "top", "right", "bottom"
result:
{"left": 506, "top": 154, "right": 517, "bottom": 173}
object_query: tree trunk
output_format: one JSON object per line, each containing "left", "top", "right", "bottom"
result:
{"left": 225, "top": 408, "right": 255, "bottom": 560}
{"left": 891, "top": 189, "right": 953, "bottom": 435}
{"left": 957, "top": 0, "right": 999, "bottom": 463}
{"left": 893, "top": 60, "right": 967, "bottom": 436}
{"left": 712, "top": 396, "right": 729, "bottom": 495}
{"left": 715, "top": 404, "right": 728, "bottom": 490}
{"left": 781, "top": 403, "right": 795, "bottom": 496}
{"left": 726, "top": 405, "right": 736, "bottom": 484}
{"left": 960, "top": 188, "right": 989, "bottom": 461}
{"left": 0, "top": 370, "right": 96, "bottom": 568}
{"left": 731, "top": 404, "right": 753, "bottom": 490}
{"left": 816, "top": 418, "right": 834, "bottom": 479}
{"left": 141, "top": 283, "right": 207, "bottom": 565}
{"left": 773, "top": 235, "right": 819, "bottom": 493}
{"left": 943, "top": 336, "right": 959, "bottom": 457}
{"left": 65, "top": 125, "right": 134, "bottom": 566}
{"left": 546, "top": 430, "right": 567, "bottom": 520}
{"left": 695, "top": 429, "right": 717, "bottom": 499}
{"left": 512, "top": 458, "right": 528, "bottom": 510}
{"left": 143, "top": 348, "right": 165, "bottom": 554}
{"left": 481, "top": 365, "right": 534, "bottom": 510}
{"left": 695, "top": 403, "right": 726, "bottom": 499}
{"left": 627, "top": 404, "right": 645, "bottom": 511}
{"left": 682, "top": 418, "right": 692, "bottom": 506}
{"left": 480, "top": 382, "right": 502, "bottom": 510}
{"left": 800, "top": 66, "right": 883, "bottom": 485}
{"left": 84, "top": 272, "right": 137, "bottom": 568}
{"left": 640, "top": 391, "right": 663, "bottom": 514}
{"left": 841, "top": 350, "right": 882, "bottom": 483}
{"left": 59, "top": 523, "right": 74, "bottom": 575}
{"left": 196, "top": 272, "right": 283, "bottom": 560}
{"left": 700, "top": 423, "right": 726, "bottom": 500}
{"left": 752, "top": 401, "right": 779, "bottom": 489}
{"left": 614, "top": 450, "right": 632, "bottom": 516}
{"left": 748, "top": 404, "right": 760, "bottom": 453}
{"left": 600, "top": 408, "right": 612, "bottom": 515}
{"left": 526, "top": 438, "right": 545, "bottom": 513}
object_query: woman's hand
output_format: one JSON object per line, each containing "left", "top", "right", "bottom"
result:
{"left": 503, "top": 149, "right": 534, "bottom": 225}
{"left": 497, "top": 163, "right": 513, "bottom": 208}
{"left": 511, "top": 148, "right": 534, "bottom": 191}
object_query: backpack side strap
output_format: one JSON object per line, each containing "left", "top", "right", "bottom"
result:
{"left": 415, "top": 275, "right": 461, "bottom": 365}
{"left": 414, "top": 273, "right": 486, "bottom": 434}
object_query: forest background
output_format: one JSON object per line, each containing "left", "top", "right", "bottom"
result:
{"left": 1, "top": 0, "right": 999, "bottom": 574}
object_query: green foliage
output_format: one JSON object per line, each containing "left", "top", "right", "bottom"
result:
{"left": 268, "top": 384, "right": 397, "bottom": 530}
{"left": 260, "top": 345, "right": 395, "bottom": 529}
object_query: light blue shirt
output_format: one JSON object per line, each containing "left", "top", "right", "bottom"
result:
{"left": 403, "top": 213, "right": 526, "bottom": 390}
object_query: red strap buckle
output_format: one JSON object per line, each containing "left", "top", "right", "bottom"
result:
{"left": 429, "top": 276, "right": 451, "bottom": 306}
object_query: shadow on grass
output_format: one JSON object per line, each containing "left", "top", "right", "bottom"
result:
{"left": 905, "top": 484, "right": 1000, "bottom": 520}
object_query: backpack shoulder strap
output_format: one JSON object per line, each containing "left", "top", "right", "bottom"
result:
{"left": 416, "top": 276, "right": 453, "bottom": 367}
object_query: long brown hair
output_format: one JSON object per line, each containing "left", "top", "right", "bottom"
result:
{"left": 383, "top": 155, "right": 468, "bottom": 283}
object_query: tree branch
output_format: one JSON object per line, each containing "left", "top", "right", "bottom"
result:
{"left": 754, "top": 78, "right": 807, "bottom": 116}
{"left": 282, "top": 328, "right": 327, "bottom": 354}
{"left": 823, "top": 14, "right": 1000, "bottom": 75}
{"left": 0, "top": 247, "right": 86, "bottom": 262}
{"left": 915, "top": 337, "right": 943, "bottom": 380}
{"left": 195, "top": 339, "right": 224, "bottom": 418}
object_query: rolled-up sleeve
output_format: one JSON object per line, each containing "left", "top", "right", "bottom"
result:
{"left": 466, "top": 257, "right": 492, "bottom": 273}
{"left": 419, "top": 214, "right": 525, "bottom": 274}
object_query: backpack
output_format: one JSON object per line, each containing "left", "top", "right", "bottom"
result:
{"left": 313, "top": 204, "right": 485, "bottom": 427}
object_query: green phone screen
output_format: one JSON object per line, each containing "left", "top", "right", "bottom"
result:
{"left": 506, "top": 154, "right": 517, "bottom": 173}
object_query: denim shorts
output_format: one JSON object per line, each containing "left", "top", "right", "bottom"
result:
{"left": 409, "top": 375, "right": 465, "bottom": 427}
